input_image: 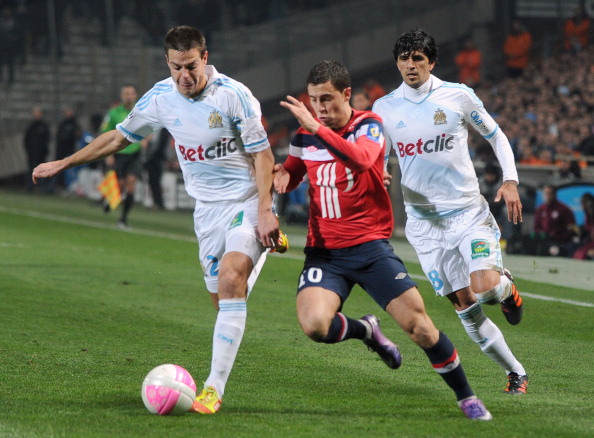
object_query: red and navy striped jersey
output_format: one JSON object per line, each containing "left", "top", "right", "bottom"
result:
{"left": 283, "top": 110, "right": 393, "bottom": 249}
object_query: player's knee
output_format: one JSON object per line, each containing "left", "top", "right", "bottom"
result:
{"left": 405, "top": 314, "right": 439, "bottom": 349}
{"left": 297, "top": 311, "right": 330, "bottom": 342}
{"left": 299, "top": 320, "right": 328, "bottom": 342}
{"left": 475, "top": 285, "right": 500, "bottom": 305}
{"left": 217, "top": 267, "right": 250, "bottom": 298}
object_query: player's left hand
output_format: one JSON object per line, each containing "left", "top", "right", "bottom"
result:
{"left": 495, "top": 180, "right": 523, "bottom": 224}
{"left": 273, "top": 163, "right": 290, "bottom": 193}
{"left": 383, "top": 170, "right": 392, "bottom": 187}
{"left": 280, "top": 95, "right": 321, "bottom": 134}
{"left": 257, "top": 209, "right": 280, "bottom": 249}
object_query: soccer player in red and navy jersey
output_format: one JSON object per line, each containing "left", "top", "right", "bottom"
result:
{"left": 274, "top": 60, "right": 492, "bottom": 420}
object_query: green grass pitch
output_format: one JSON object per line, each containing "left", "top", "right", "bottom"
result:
{"left": 1, "top": 189, "right": 593, "bottom": 437}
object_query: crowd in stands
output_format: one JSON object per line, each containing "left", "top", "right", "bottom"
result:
{"left": 507, "top": 185, "right": 594, "bottom": 260}
{"left": 458, "top": 12, "right": 594, "bottom": 182}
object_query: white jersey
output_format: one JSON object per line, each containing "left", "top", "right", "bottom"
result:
{"left": 117, "top": 65, "right": 270, "bottom": 204}
{"left": 373, "top": 75, "right": 518, "bottom": 219}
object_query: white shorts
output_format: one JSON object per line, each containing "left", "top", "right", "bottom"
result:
{"left": 405, "top": 199, "right": 503, "bottom": 296}
{"left": 193, "top": 197, "right": 266, "bottom": 294}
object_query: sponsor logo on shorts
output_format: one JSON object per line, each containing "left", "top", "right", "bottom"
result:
{"left": 230, "top": 211, "right": 244, "bottom": 229}
{"left": 471, "top": 239, "right": 490, "bottom": 259}
{"left": 394, "top": 272, "right": 408, "bottom": 280}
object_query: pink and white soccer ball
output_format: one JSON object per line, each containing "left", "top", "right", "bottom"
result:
{"left": 141, "top": 364, "right": 197, "bottom": 415}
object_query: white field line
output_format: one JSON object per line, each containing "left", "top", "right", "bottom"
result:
{"left": 2, "top": 206, "right": 593, "bottom": 309}
{"left": 406, "top": 274, "right": 594, "bottom": 308}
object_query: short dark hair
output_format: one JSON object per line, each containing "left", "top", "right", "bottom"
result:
{"left": 164, "top": 25, "right": 207, "bottom": 55}
{"left": 306, "top": 60, "right": 351, "bottom": 92}
{"left": 121, "top": 83, "right": 137, "bottom": 91}
{"left": 393, "top": 28, "right": 438, "bottom": 64}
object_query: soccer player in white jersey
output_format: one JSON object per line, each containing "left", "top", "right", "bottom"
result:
{"left": 33, "top": 25, "right": 282, "bottom": 414}
{"left": 373, "top": 29, "right": 528, "bottom": 395}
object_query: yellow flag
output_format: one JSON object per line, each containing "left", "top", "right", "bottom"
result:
{"left": 98, "top": 170, "right": 121, "bottom": 210}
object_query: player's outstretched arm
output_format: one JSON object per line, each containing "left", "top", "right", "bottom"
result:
{"left": 495, "top": 180, "right": 523, "bottom": 224}
{"left": 32, "top": 130, "right": 131, "bottom": 184}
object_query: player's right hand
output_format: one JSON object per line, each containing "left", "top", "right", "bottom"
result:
{"left": 32, "top": 161, "right": 63, "bottom": 184}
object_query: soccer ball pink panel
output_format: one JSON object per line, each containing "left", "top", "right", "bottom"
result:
{"left": 141, "top": 364, "right": 197, "bottom": 415}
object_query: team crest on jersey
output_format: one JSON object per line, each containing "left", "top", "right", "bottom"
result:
{"left": 433, "top": 108, "right": 447, "bottom": 125}
{"left": 229, "top": 211, "right": 244, "bottom": 229}
{"left": 208, "top": 109, "right": 224, "bottom": 129}
{"left": 471, "top": 239, "right": 490, "bottom": 259}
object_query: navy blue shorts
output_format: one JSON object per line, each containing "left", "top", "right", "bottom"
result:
{"left": 298, "top": 239, "right": 417, "bottom": 310}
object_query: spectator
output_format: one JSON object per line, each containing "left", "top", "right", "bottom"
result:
{"left": 564, "top": 6, "right": 590, "bottom": 53}
{"left": 577, "top": 124, "right": 594, "bottom": 157}
{"left": 533, "top": 185, "right": 577, "bottom": 256}
{"left": 455, "top": 38, "right": 482, "bottom": 87}
{"left": 77, "top": 113, "right": 104, "bottom": 168}
{"left": 503, "top": 20, "right": 532, "bottom": 78}
{"left": 23, "top": 107, "right": 50, "bottom": 192}
{"left": 363, "top": 78, "right": 386, "bottom": 104}
{"left": 55, "top": 107, "right": 81, "bottom": 191}
{"left": 478, "top": 162, "right": 504, "bottom": 224}
{"left": 144, "top": 128, "right": 172, "bottom": 210}
{"left": 556, "top": 157, "right": 582, "bottom": 184}
{"left": 351, "top": 88, "right": 371, "bottom": 111}
{"left": 573, "top": 193, "right": 594, "bottom": 260}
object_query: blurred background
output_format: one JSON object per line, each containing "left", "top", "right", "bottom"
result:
{"left": 1, "top": 0, "right": 594, "bottom": 256}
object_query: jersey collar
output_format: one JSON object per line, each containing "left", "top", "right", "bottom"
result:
{"left": 400, "top": 74, "right": 443, "bottom": 103}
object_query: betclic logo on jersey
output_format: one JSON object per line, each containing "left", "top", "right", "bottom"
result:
{"left": 178, "top": 137, "right": 238, "bottom": 162}
{"left": 395, "top": 133, "right": 454, "bottom": 157}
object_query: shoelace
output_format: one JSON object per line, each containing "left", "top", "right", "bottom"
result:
{"left": 507, "top": 373, "right": 522, "bottom": 388}
{"left": 199, "top": 388, "right": 218, "bottom": 405}
{"left": 464, "top": 400, "right": 485, "bottom": 417}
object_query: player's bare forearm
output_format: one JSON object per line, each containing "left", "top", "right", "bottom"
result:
{"left": 32, "top": 130, "right": 130, "bottom": 183}
{"left": 254, "top": 148, "right": 278, "bottom": 248}
{"left": 495, "top": 180, "right": 523, "bottom": 224}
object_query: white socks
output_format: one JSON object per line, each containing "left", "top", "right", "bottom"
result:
{"left": 457, "top": 302, "right": 526, "bottom": 375}
{"left": 205, "top": 298, "right": 247, "bottom": 397}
